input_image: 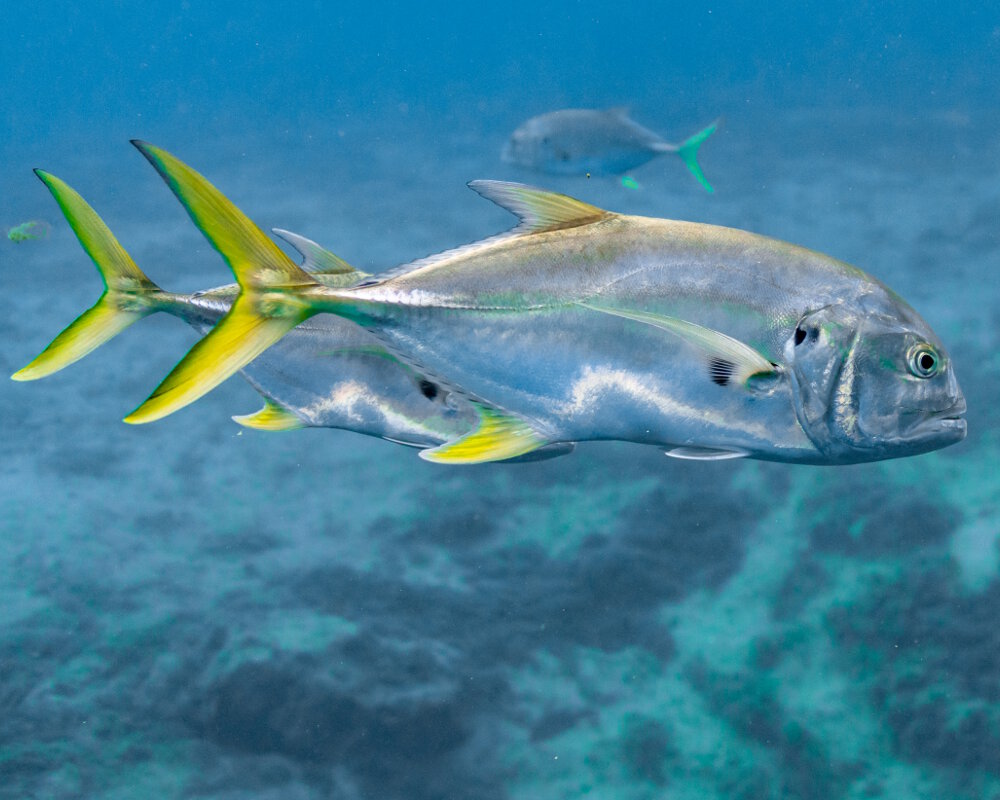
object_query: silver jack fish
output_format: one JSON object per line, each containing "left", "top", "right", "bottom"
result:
{"left": 502, "top": 108, "right": 717, "bottom": 192}
{"left": 18, "top": 143, "right": 965, "bottom": 467}
{"left": 11, "top": 171, "right": 526, "bottom": 455}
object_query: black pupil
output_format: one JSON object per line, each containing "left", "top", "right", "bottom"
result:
{"left": 918, "top": 352, "right": 935, "bottom": 372}
{"left": 794, "top": 327, "right": 806, "bottom": 345}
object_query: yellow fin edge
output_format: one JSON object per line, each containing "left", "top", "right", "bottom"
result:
{"left": 419, "top": 403, "right": 548, "bottom": 464}
{"left": 232, "top": 398, "right": 305, "bottom": 431}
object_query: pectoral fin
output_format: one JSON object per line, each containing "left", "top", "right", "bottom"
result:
{"left": 579, "top": 301, "right": 778, "bottom": 387}
{"left": 419, "top": 403, "right": 549, "bottom": 464}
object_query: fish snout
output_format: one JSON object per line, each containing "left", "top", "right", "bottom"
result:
{"left": 901, "top": 395, "right": 967, "bottom": 444}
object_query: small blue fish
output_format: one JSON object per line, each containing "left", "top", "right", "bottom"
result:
{"left": 502, "top": 108, "right": 717, "bottom": 192}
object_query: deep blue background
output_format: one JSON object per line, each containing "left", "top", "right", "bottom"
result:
{"left": 4, "top": 2, "right": 997, "bottom": 142}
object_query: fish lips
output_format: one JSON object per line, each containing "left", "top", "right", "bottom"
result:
{"left": 900, "top": 398, "right": 968, "bottom": 446}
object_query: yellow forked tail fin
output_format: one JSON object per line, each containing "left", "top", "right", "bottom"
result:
{"left": 12, "top": 170, "right": 163, "bottom": 381}
{"left": 124, "top": 141, "right": 321, "bottom": 424}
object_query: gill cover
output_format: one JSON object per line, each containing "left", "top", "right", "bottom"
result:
{"left": 788, "top": 299, "right": 964, "bottom": 462}
{"left": 786, "top": 304, "right": 860, "bottom": 457}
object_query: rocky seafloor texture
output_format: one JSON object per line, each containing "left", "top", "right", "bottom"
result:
{"left": 1, "top": 106, "right": 997, "bottom": 799}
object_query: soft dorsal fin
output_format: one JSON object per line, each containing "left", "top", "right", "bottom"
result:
{"left": 356, "top": 182, "right": 612, "bottom": 287}
{"left": 467, "top": 181, "right": 610, "bottom": 234}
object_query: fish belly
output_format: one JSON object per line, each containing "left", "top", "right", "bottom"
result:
{"left": 366, "top": 304, "right": 812, "bottom": 457}
{"left": 542, "top": 148, "right": 659, "bottom": 176}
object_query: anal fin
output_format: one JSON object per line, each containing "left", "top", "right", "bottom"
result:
{"left": 419, "top": 403, "right": 549, "bottom": 464}
{"left": 232, "top": 398, "right": 305, "bottom": 431}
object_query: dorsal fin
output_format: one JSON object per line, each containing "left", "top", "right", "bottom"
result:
{"left": 356, "top": 182, "right": 611, "bottom": 287}
{"left": 467, "top": 181, "right": 610, "bottom": 234}
{"left": 272, "top": 228, "right": 363, "bottom": 277}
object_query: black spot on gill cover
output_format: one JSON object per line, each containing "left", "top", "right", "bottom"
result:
{"left": 709, "top": 357, "right": 735, "bottom": 386}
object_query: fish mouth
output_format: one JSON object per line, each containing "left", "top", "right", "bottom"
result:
{"left": 903, "top": 399, "right": 967, "bottom": 443}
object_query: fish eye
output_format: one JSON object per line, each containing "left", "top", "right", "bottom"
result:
{"left": 907, "top": 343, "right": 940, "bottom": 378}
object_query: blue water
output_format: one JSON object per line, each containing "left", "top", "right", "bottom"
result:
{"left": 2, "top": 4, "right": 999, "bottom": 799}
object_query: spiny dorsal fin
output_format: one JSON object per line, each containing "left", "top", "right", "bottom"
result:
{"left": 579, "top": 301, "right": 778, "bottom": 387}
{"left": 467, "top": 181, "right": 610, "bottom": 234}
{"left": 419, "top": 402, "right": 549, "bottom": 464}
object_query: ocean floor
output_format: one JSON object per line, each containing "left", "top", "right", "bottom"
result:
{"left": 1, "top": 104, "right": 998, "bottom": 799}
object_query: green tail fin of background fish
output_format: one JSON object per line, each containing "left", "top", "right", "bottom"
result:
{"left": 674, "top": 121, "right": 718, "bottom": 194}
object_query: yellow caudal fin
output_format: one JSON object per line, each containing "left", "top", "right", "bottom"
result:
{"left": 124, "top": 141, "right": 321, "bottom": 423}
{"left": 12, "top": 170, "right": 164, "bottom": 381}
{"left": 124, "top": 295, "right": 309, "bottom": 423}
{"left": 232, "top": 397, "right": 306, "bottom": 431}
{"left": 419, "top": 403, "right": 549, "bottom": 464}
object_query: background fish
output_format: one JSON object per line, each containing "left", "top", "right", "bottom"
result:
{"left": 502, "top": 107, "right": 717, "bottom": 191}
{"left": 122, "top": 144, "right": 965, "bottom": 466}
